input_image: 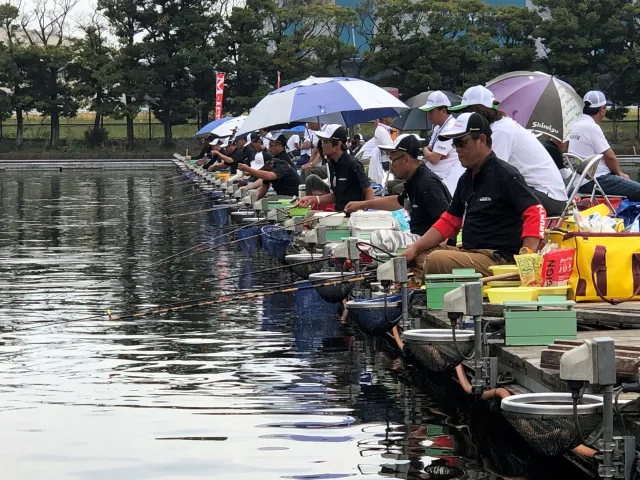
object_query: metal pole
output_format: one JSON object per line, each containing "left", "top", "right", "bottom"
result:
{"left": 601, "top": 385, "right": 615, "bottom": 479}
{"left": 401, "top": 282, "right": 409, "bottom": 328}
{"left": 148, "top": 109, "right": 152, "bottom": 140}
{"left": 473, "top": 314, "right": 483, "bottom": 395}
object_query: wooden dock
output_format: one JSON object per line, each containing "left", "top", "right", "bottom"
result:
{"left": 415, "top": 304, "right": 640, "bottom": 395}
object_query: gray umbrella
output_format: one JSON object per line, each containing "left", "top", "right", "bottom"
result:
{"left": 391, "top": 91, "right": 461, "bottom": 132}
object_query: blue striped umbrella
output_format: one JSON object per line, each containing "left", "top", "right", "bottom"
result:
{"left": 236, "top": 76, "right": 409, "bottom": 136}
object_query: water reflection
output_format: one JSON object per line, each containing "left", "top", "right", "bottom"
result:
{"left": 0, "top": 170, "right": 592, "bottom": 479}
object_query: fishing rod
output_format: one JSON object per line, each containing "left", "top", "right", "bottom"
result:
{"left": 13, "top": 272, "right": 376, "bottom": 332}
{"left": 164, "top": 190, "right": 221, "bottom": 206}
{"left": 199, "top": 255, "right": 330, "bottom": 284}
{"left": 109, "top": 273, "right": 374, "bottom": 322}
{"left": 167, "top": 204, "right": 241, "bottom": 218}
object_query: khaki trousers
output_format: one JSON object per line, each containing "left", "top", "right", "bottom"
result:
{"left": 412, "top": 245, "right": 501, "bottom": 280}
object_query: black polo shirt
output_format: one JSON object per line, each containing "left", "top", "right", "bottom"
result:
{"left": 329, "top": 151, "right": 371, "bottom": 212}
{"left": 397, "top": 163, "right": 451, "bottom": 235}
{"left": 449, "top": 152, "right": 541, "bottom": 254}
{"left": 263, "top": 158, "right": 301, "bottom": 196}
{"left": 275, "top": 150, "right": 295, "bottom": 168}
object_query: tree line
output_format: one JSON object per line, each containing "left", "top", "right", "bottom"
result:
{"left": 0, "top": 0, "right": 637, "bottom": 149}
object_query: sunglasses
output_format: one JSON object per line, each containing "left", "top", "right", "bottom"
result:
{"left": 389, "top": 152, "right": 407, "bottom": 162}
{"left": 452, "top": 135, "right": 478, "bottom": 149}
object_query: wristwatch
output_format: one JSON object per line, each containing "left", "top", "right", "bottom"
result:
{"left": 519, "top": 247, "right": 534, "bottom": 255}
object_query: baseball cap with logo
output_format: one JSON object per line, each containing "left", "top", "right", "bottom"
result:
{"left": 248, "top": 132, "right": 263, "bottom": 144}
{"left": 449, "top": 86, "right": 498, "bottom": 111}
{"left": 583, "top": 90, "right": 608, "bottom": 108}
{"left": 437, "top": 113, "right": 492, "bottom": 141}
{"left": 272, "top": 134, "right": 288, "bottom": 146}
{"left": 379, "top": 134, "right": 424, "bottom": 159}
{"left": 316, "top": 125, "right": 348, "bottom": 144}
{"left": 419, "top": 91, "right": 452, "bottom": 112}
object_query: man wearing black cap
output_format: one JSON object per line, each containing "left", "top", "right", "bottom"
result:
{"left": 343, "top": 134, "right": 452, "bottom": 265}
{"left": 270, "top": 134, "right": 296, "bottom": 168}
{"left": 401, "top": 113, "right": 546, "bottom": 277}
{"left": 238, "top": 139, "right": 301, "bottom": 200}
{"left": 210, "top": 134, "right": 255, "bottom": 176}
{"left": 298, "top": 125, "right": 374, "bottom": 211}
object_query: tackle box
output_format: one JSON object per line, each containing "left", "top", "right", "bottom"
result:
{"left": 503, "top": 298, "right": 577, "bottom": 346}
{"left": 424, "top": 268, "right": 482, "bottom": 310}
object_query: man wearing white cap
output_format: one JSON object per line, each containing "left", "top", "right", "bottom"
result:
{"left": 420, "top": 91, "right": 465, "bottom": 196}
{"left": 569, "top": 91, "right": 640, "bottom": 201}
{"left": 451, "top": 85, "right": 568, "bottom": 215}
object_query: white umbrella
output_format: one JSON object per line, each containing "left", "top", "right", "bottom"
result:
{"left": 236, "top": 76, "right": 408, "bottom": 136}
{"left": 209, "top": 115, "right": 247, "bottom": 138}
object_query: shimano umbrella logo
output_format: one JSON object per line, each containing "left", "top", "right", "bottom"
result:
{"left": 531, "top": 122, "right": 559, "bottom": 135}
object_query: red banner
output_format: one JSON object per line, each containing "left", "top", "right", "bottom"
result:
{"left": 277, "top": 71, "right": 281, "bottom": 89}
{"left": 215, "top": 72, "right": 225, "bottom": 120}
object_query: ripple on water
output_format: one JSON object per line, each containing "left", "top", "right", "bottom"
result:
{"left": 0, "top": 170, "right": 592, "bottom": 480}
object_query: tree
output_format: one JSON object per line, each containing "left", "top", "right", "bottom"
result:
{"left": 0, "top": 3, "right": 35, "bottom": 147}
{"left": 489, "top": 5, "right": 541, "bottom": 75}
{"left": 132, "top": 0, "right": 222, "bottom": 147}
{"left": 17, "top": 0, "right": 80, "bottom": 148}
{"left": 69, "top": 14, "right": 117, "bottom": 138}
{"left": 217, "top": 0, "right": 276, "bottom": 115}
{"left": 532, "top": 0, "right": 637, "bottom": 106}
{"left": 363, "top": 0, "right": 496, "bottom": 97}
{"left": 98, "top": 0, "right": 146, "bottom": 149}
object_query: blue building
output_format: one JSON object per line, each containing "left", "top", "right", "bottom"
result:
{"left": 333, "top": 0, "right": 534, "bottom": 52}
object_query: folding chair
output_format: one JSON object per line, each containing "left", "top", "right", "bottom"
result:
{"left": 554, "top": 154, "right": 605, "bottom": 225}
{"left": 563, "top": 153, "right": 615, "bottom": 212}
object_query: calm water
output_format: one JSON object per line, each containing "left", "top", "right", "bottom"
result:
{"left": 0, "top": 170, "right": 590, "bottom": 479}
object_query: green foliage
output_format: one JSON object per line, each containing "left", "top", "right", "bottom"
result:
{"left": 0, "top": 0, "right": 638, "bottom": 149}
{"left": 532, "top": 0, "right": 639, "bottom": 106}
{"left": 84, "top": 126, "right": 110, "bottom": 147}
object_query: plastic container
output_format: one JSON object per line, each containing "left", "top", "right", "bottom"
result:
{"left": 487, "top": 287, "right": 537, "bottom": 304}
{"left": 487, "top": 280, "right": 522, "bottom": 288}
{"left": 313, "top": 212, "right": 346, "bottom": 227}
{"left": 289, "top": 206, "right": 310, "bottom": 217}
{"left": 488, "top": 265, "right": 519, "bottom": 276}
{"left": 533, "top": 286, "right": 570, "bottom": 300}
{"left": 347, "top": 210, "right": 394, "bottom": 230}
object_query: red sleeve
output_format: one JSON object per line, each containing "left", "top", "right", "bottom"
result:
{"left": 433, "top": 212, "right": 462, "bottom": 240}
{"left": 522, "top": 204, "right": 546, "bottom": 239}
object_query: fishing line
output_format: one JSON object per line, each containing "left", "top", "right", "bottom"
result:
{"left": 12, "top": 272, "right": 375, "bottom": 331}
{"left": 200, "top": 256, "right": 330, "bottom": 284}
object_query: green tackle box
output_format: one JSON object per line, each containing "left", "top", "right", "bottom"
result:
{"left": 424, "top": 268, "right": 482, "bottom": 310}
{"left": 503, "top": 298, "right": 577, "bottom": 346}
{"left": 325, "top": 227, "right": 351, "bottom": 242}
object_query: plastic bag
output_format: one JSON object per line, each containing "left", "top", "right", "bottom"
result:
{"left": 515, "top": 253, "right": 543, "bottom": 287}
{"left": 392, "top": 209, "right": 411, "bottom": 232}
{"left": 615, "top": 199, "right": 640, "bottom": 228}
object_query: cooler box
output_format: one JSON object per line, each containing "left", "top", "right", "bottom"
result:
{"left": 424, "top": 269, "right": 482, "bottom": 310}
{"left": 347, "top": 210, "right": 395, "bottom": 240}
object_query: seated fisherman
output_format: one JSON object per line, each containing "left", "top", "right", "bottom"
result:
{"left": 203, "top": 138, "right": 227, "bottom": 170}
{"left": 401, "top": 113, "right": 547, "bottom": 278}
{"left": 298, "top": 126, "right": 374, "bottom": 212}
{"left": 343, "top": 134, "right": 452, "bottom": 256}
{"left": 237, "top": 137, "right": 301, "bottom": 200}
{"left": 209, "top": 134, "right": 254, "bottom": 181}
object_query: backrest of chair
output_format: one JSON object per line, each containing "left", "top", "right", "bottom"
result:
{"left": 563, "top": 153, "right": 583, "bottom": 172}
{"left": 564, "top": 154, "right": 603, "bottom": 199}
{"left": 576, "top": 154, "right": 603, "bottom": 179}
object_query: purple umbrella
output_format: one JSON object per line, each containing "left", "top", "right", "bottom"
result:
{"left": 486, "top": 71, "right": 582, "bottom": 141}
